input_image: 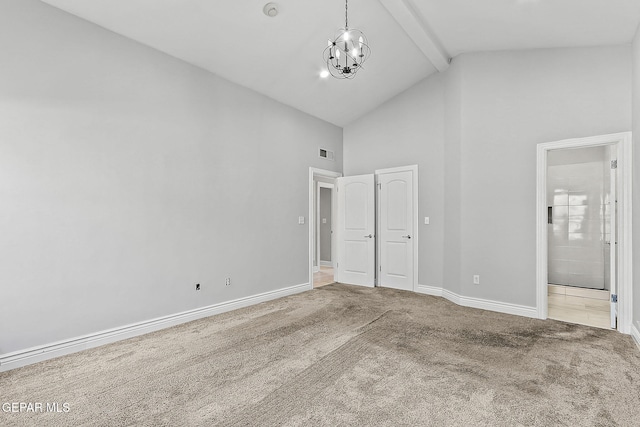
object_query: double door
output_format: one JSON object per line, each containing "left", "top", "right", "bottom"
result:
{"left": 335, "top": 168, "right": 416, "bottom": 291}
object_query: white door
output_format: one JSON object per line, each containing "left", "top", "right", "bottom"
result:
{"left": 378, "top": 170, "right": 414, "bottom": 291}
{"left": 336, "top": 174, "right": 375, "bottom": 287}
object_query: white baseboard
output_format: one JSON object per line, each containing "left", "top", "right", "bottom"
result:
{"left": 415, "top": 284, "right": 443, "bottom": 297}
{"left": 451, "top": 292, "right": 538, "bottom": 318}
{"left": 416, "top": 284, "right": 537, "bottom": 319}
{"left": 631, "top": 324, "right": 640, "bottom": 352}
{"left": 319, "top": 261, "right": 332, "bottom": 267}
{"left": 0, "top": 282, "right": 311, "bottom": 373}
{"left": 442, "top": 289, "right": 462, "bottom": 305}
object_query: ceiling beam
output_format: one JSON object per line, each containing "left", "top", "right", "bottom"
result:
{"left": 378, "top": 0, "right": 450, "bottom": 72}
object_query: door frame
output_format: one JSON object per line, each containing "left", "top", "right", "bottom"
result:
{"left": 375, "top": 165, "right": 419, "bottom": 291}
{"left": 309, "top": 168, "right": 342, "bottom": 288}
{"left": 536, "top": 132, "right": 633, "bottom": 333}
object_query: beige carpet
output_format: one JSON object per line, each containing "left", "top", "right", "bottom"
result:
{"left": 2, "top": 283, "right": 640, "bottom": 426}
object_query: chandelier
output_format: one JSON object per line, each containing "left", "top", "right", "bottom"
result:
{"left": 323, "top": 0, "right": 371, "bottom": 79}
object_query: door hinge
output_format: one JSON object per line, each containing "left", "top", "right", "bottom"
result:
{"left": 611, "top": 294, "right": 618, "bottom": 303}
{"left": 611, "top": 160, "right": 618, "bottom": 169}
{"left": 379, "top": 265, "right": 382, "bottom": 272}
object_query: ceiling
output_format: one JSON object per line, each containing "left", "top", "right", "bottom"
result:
{"left": 39, "top": 0, "right": 640, "bottom": 127}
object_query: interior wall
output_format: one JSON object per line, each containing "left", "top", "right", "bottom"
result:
{"left": 443, "top": 58, "right": 464, "bottom": 296}
{"left": 0, "top": 0, "right": 342, "bottom": 354}
{"left": 632, "top": 25, "right": 640, "bottom": 334}
{"left": 460, "top": 47, "right": 631, "bottom": 307}
{"left": 344, "top": 46, "right": 631, "bottom": 308}
{"left": 343, "top": 75, "right": 447, "bottom": 290}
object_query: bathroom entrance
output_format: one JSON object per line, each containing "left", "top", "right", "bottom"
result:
{"left": 537, "top": 132, "right": 632, "bottom": 334}
{"left": 546, "top": 145, "right": 616, "bottom": 329}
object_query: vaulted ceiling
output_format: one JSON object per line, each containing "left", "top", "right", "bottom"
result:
{"left": 39, "top": 0, "right": 640, "bottom": 127}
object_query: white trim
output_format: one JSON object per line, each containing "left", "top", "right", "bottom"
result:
{"left": 454, "top": 294, "right": 537, "bottom": 319}
{"left": 316, "top": 180, "right": 320, "bottom": 269}
{"left": 536, "top": 132, "right": 633, "bottom": 333}
{"left": 309, "top": 168, "right": 342, "bottom": 288}
{"left": 0, "top": 282, "right": 311, "bottom": 373}
{"left": 416, "top": 287, "right": 538, "bottom": 319}
{"left": 442, "top": 289, "right": 462, "bottom": 305}
{"left": 415, "top": 284, "right": 443, "bottom": 297}
{"left": 536, "top": 143, "right": 548, "bottom": 320}
{"left": 441, "top": 289, "right": 537, "bottom": 319}
{"left": 619, "top": 134, "right": 633, "bottom": 334}
{"left": 319, "top": 261, "right": 332, "bottom": 267}
{"left": 631, "top": 324, "right": 640, "bottom": 352}
{"left": 374, "top": 165, "right": 419, "bottom": 292}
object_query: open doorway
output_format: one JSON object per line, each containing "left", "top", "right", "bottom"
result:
{"left": 309, "top": 168, "right": 341, "bottom": 289}
{"left": 536, "top": 132, "right": 632, "bottom": 334}
{"left": 546, "top": 145, "right": 615, "bottom": 329}
{"left": 315, "top": 182, "right": 335, "bottom": 287}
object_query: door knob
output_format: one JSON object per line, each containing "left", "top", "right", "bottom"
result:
{"left": 364, "top": 234, "right": 373, "bottom": 238}
{"left": 402, "top": 235, "right": 411, "bottom": 239}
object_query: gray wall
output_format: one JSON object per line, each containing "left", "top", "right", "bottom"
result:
{"left": 319, "top": 187, "right": 332, "bottom": 262}
{"left": 344, "top": 75, "right": 447, "bottom": 290}
{"left": 459, "top": 48, "right": 630, "bottom": 306}
{"left": 0, "top": 0, "right": 342, "bottom": 354}
{"left": 344, "top": 46, "right": 631, "bottom": 308}
{"left": 443, "top": 60, "right": 464, "bottom": 296}
{"left": 633, "top": 26, "right": 640, "bottom": 334}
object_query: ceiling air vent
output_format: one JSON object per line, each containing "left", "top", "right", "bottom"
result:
{"left": 319, "top": 148, "right": 335, "bottom": 161}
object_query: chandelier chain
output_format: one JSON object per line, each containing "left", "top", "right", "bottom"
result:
{"left": 345, "top": 0, "right": 348, "bottom": 29}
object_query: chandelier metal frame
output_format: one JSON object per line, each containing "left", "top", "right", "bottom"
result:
{"left": 323, "top": 0, "right": 371, "bottom": 79}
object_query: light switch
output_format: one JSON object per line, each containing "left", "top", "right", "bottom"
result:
{"left": 298, "top": 216, "right": 305, "bottom": 224}
{"left": 424, "top": 217, "right": 430, "bottom": 225}
{"left": 322, "top": 218, "right": 327, "bottom": 224}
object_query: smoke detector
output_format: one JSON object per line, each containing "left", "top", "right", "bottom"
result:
{"left": 263, "top": 3, "right": 279, "bottom": 17}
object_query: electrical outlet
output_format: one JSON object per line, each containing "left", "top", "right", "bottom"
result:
{"left": 195, "top": 283, "right": 201, "bottom": 291}
{"left": 473, "top": 275, "right": 480, "bottom": 285}
{"left": 225, "top": 278, "right": 231, "bottom": 286}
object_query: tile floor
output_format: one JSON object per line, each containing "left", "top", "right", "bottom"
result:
{"left": 313, "top": 265, "right": 335, "bottom": 288}
{"left": 548, "top": 284, "right": 612, "bottom": 329}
